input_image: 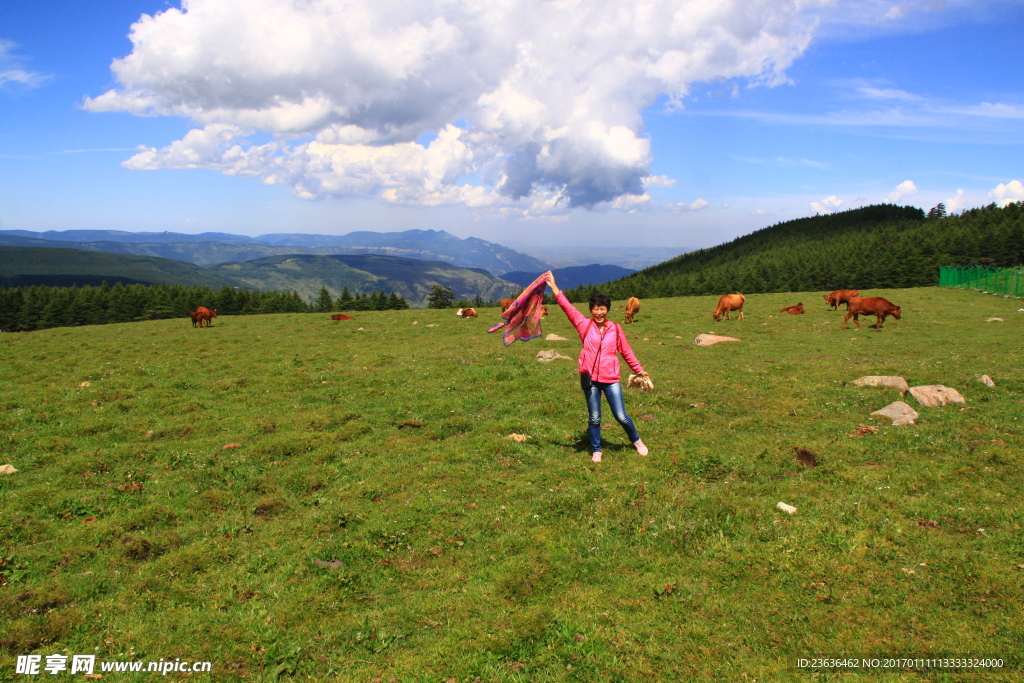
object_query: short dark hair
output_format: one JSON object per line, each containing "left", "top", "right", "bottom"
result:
{"left": 589, "top": 293, "right": 611, "bottom": 311}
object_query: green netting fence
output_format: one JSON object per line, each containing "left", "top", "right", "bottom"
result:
{"left": 939, "top": 266, "right": 1024, "bottom": 298}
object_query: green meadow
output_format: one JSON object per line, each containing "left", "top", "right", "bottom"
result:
{"left": 1, "top": 287, "right": 1022, "bottom": 682}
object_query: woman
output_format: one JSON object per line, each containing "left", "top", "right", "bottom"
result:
{"left": 546, "top": 273, "right": 649, "bottom": 462}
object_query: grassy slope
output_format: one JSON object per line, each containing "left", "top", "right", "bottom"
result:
{"left": 1, "top": 288, "right": 1022, "bottom": 682}
{"left": 0, "top": 247, "right": 235, "bottom": 289}
{"left": 206, "top": 254, "right": 515, "bottom": 307}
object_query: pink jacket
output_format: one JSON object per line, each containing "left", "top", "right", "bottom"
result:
{"left": 555, "top": 292, "right": 644, "bottom": 383}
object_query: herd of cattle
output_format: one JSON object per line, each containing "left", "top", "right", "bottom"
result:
{"left": 711, "top": 289, "right": 901, "bottom": 329}
{"left": 188, "top": 289, "right": 900, "bottom": 330}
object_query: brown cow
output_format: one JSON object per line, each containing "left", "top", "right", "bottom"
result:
{"left": 842, "top": 297, "right": 901, "bottom": 329}
{"left": 331, "top": 314, "right": 354, "bottom": 321}
{"left": 541, "top": 305, "right": 549, "bottom": 318}
{"left": 779, "top": 303, "right": 804, "bottom": 315}
{"left": 455, "top": 308, "right": 478, "bottom": 318}
{"left": 824, "top": 290, "right": 860, "bottom": 310}
{"left": 713, "top": 294, "right": 745, "bottom": 322}
{"left": 189, "top": 311, "right": 203, "bottom": 328}
{"left": 623, "top": 297, "right": 641, "bottom": 324}
{"left": 499, "top": 298, "right": 516, "bottom": 313}
{"left": 195, "top": 307, "right": 218, "bottom": 327}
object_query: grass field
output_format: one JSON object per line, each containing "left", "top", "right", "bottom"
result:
{"left": 1, "top": 287, "right": 1022, "bottom": 682}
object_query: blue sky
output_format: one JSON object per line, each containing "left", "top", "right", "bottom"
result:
{"left": 1, "top": 0, "right": 1022, "bottom": 250}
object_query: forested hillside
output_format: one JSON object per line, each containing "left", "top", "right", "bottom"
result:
{"left": 565, "top": 202, "right": 1024, "bottom": 300}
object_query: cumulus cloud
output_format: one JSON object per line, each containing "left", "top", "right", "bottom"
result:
{"left": 945, "top": 188, "right": 965, "bottom": 213}
{"left": 0, "top": 39, "right": 48, "bottom": 89}
{"left": 885, "top": 179, "right": 917, "bottom": 203}
{"left": 811, "top": 194, "right": 843, "bottom": 213}
{"left": 989, "top": 180, "right": 1024, "bottom": 208}
{"left": 87, "top": 0, "right": 827, "bottom": 211}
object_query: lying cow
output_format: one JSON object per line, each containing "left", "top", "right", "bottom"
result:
{"left": 331, "top": 314, "right": 354, "bottom": 321}
{"left": 456, "top": 308, "right": 479, "bottom": 318}
{"left": 780, "top": 303, "right": 804, "bottom": 315}
{"left": 713, "top": 294, "right": 745, "bottom": 322}
{"left": 623, "top": 297, "right": 641, "bottom": 324}
{"left": 825, "top": 289, "right": 860, "bottom": 310}
{"left": 842, "top": 297, "right": 901, "bottom": 329}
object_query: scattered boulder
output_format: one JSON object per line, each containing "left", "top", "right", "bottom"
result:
{"left": 908, "top": 385, "right": 966, "bottom": 408}
{"left": 536, "top": 349, "right": 572, "bottom": 362}
{"left": 870, "top": 401, "right": 919, "bottom": 426}
{"left": 985, "top": 317, "right": 1004, "bottom": 322}
{"left": 79, "top": 382, "right": 91, "bottom": 388}
{"left": 0, "top": 464, "right": 16, "bottom": 475}
{"left": 849, "top": 376, "right": 910, "bottom": 394}
{"left": 505, "top": 433, "right": 530, "bottom": 442}
{"left": 980, "top": 375, "right": 996, "bottom": 387}
{"left": 776, "top": 502, "right": 797, "bottom": 515}
{"left": 693, "top": 334, "right": 741, "bottom": 346}
{"left": 545, "top": 334, "right": 567, "bottom": 341}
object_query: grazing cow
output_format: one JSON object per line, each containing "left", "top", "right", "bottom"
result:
{"left": 824, "top": 290, "right": 860, "bottom": 310}
{"left": 196, "top": 307, "right": 217, "bottom": 327}
{"left": 623, "top": 297, "right": 641, "bottom": 324}
{"left": 189, "top": 311, "right": 203, "bottom": 328}
{"left": 455, "top": 308, "right": 478, "bottom": 318}
{"left": 780, "top": 303, "right": 804, "bottom": 315}
{"left": 541, "top": 305, "right": 549, "bottom": 318}
{"left": 499, "top": 298, "right": 516, "bottom": 313}
{"left": 842, "top": 297, "right": 901, "bottom": 329}
{"left": 331, "top": 314, "right": 354, "bottom": 321}
{"left": 713, "top": 294, "right": 746, "bottom": 322}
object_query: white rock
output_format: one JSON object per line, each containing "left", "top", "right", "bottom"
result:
{"left": 985, "top": 317, "right": 1004, "bottom": 322}
{"left": 850, "top": 376, "right": 910, "bottom": 394}
{"left": 980, "top": 375, "right": 996, "bottom": 387}
{"left": 536, "top": 349, "right": 573, "bottom": 362}
{"left": 0, "top": 464, "right": 17, "bottom": 475}
{"left": 908, "top": 385, "right": 966, "bottom": 408}
{"left": 693, "top": 334, "right": 741, "bottom": 346}
{"left": 776, "top": 502, "right": 797, "bottom": 515}
{"left": 870, "top": 401, "right": 919, "bottom": 426}
{"left": 545, "top": 334, "right": 567, "bottom": 341}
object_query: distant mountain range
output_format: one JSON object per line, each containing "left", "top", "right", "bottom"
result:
{"left": 208, "top": 253, "right": 515, "bottom": 307}
{"left": 501, "top": 264, "right": 636, "bottom": 290}
{"left": 0, "top": 247, "right": 235, "bottom": 289}
{"left": 0, "top": 228, "right": 551, "bottom": 276}
{"left": 0, "top": 246, "right": 518, "bottom": 308}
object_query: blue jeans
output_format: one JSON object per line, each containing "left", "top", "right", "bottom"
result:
{"left": 585, "top": 381, "right": 641, "bottom": 452}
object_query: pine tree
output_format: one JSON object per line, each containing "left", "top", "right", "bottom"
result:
{"left": 315, "top": 286, "right": 334, "bottom": 312}
{"left": 427, "top": 285, "right": 455, "bottom": 309}
{"left": 338, "top": 287, "right": 354, "bottom": 310}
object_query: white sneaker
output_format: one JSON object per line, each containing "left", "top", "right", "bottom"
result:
{"left": 591, "top": 452, "right": 602, "bottom": 462}
{"left": 633, "top": 440, "right": 649, "bottom": 456}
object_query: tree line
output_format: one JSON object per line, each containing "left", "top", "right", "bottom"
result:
{"left": 0, "top": 282, "right": 410, "bottom": 332}
{"left": 317, "top": 286, "right": 410, "bottom": 311}
{"left": 564, "top": 202, "right": 1024, "bottom": 302}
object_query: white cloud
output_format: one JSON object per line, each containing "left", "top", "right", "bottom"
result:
{"left": 666, "top": 197, "right": 710, "bottom": 213}
{"left": 85, "top": 0, "right": 829, "bottom": 210}
{"left": 811, "top": 194, "right": 843, "bottom": 213}
{"left": 989, "top": 180, "right": 1024, "bottom": 208}
{"left": 0, "top": 39, "right": 48, "bottom": 89}
{"left": 945, "top": 188, "right": 965, "bottom": 213}
{"left": 885, "top": 179, "right": 917, "bottom": 203}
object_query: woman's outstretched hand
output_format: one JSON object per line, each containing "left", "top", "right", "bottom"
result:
{"left": 545, "top": 272, "right": 560, "bottom": 297}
